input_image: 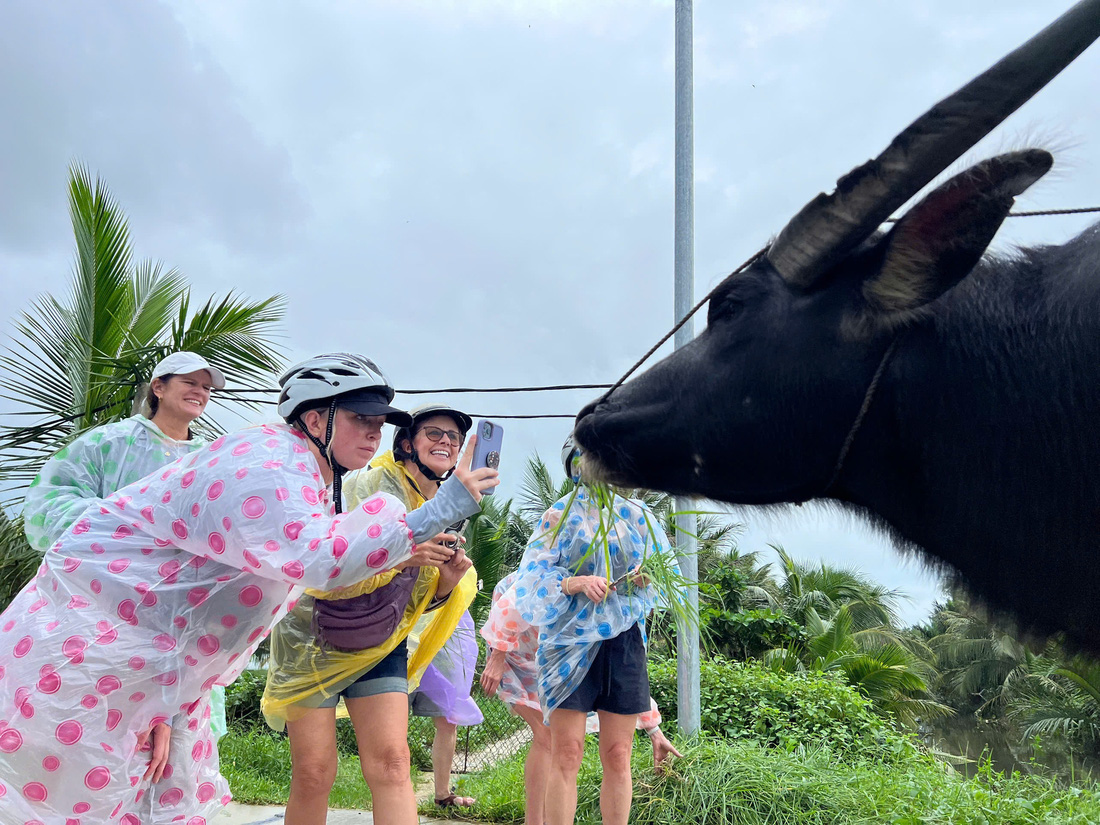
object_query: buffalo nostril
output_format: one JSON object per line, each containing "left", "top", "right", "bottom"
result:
{"left": 576, "top": 399, "right": 599, "bottom": 422}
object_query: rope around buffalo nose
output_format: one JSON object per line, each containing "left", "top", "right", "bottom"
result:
{"left": 594, "top": 246, "right": 768, "bottom": 407}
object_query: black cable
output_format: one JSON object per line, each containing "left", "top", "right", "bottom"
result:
{"left": 218, "top": 383, "right": 613, "bottom": 397}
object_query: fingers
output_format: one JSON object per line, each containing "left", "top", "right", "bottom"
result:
{"left": 456, "top": 434, "right": 477, "bottom": 472}
{"left": 479, "top": 673, "right": 500, "bottom": 696}
{"left": 588, "top": 577, "right": 609, "bottom": 601}
{"left": 141, "top": 723, "right": 172, "bottom": 782}
{"left": 416, "top": 537, "right": 457, "bottom": 567}
{"left": 451, "top": 549, "right": 472, "bottom": 574}
{"left": 669, "top": 743, "right": 684, "bottom": 758}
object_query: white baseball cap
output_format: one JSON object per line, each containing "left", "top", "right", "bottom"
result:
{"left": 151, "top": 351, "right": 227, "bottom": 389}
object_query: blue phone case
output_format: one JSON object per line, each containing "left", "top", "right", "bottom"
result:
{"left": 470, "top": 420, "right": 504, "bottom": 494}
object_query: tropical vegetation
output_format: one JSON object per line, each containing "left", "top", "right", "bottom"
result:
{"left": 0, "top": 163, "right": 286, "bottom": 607}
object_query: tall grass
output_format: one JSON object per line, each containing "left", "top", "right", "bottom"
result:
{"left": 460, "top": 735, "right": 1100, "bottom": 824}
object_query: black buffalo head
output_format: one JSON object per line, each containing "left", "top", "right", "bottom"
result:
{"left": 575, "top": 0, "right": 1099, "bottom": 499}
{"left": 573, "top": 1, "right": 1100, "bottom": 651}
{"left": 575, "top": 149, "right": 1053, "bottom": 502}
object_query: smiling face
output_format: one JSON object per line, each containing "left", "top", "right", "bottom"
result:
{"left": 405, "top": 414, "right": 465, "bottom": 477}
{"left": 151, "top": 369, "right": 215, "bottom": 424}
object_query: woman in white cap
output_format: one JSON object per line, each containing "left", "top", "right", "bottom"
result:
{"left": 24, "top": 350, "right": 227, "bottom": 553}
{"left": 0, "top": 351, "right": 496, "bottom": 825}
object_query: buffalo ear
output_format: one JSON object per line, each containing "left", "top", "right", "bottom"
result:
{"left": 859, "top": 149, "right": 1052, "bottom": 322}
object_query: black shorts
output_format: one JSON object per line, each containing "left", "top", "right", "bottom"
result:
{"left": 557, "top": 624, "right": 650, "bottom": 716}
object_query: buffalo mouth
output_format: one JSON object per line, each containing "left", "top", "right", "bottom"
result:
{"left": 573, "top": 397, "right": 662, "bottom": 489}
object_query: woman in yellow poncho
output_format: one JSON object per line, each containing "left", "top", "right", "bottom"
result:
{"left": 263, "top": 402, "right": 479, "bottom": 825}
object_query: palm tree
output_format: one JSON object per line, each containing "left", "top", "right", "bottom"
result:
{"left": 774, "top": 545, "right": 905, "bottom": 631}
{"left": 765, "top": 603, "right": 951, "bottom": 729}
{"left": 0, "top": 510, "right": 39, "bottom": 609}
{"left": 757, "top": 547, "right": 948, "bottom": 728}
{"left": 0, "top": 162, "right": 286, "bottom": 493}
{"left": 1004, "top": 652, "right": 1100, "bottom": 757}
{"left": 462, "top": 493, "right": 516, "bottom": 625}
{"left": 928, "top": 595, "right": 1031, "bottom": 717}
{"left": 0, "top": 163, "right": 286, "bottom": 607}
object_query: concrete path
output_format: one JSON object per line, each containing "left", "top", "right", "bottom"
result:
{"left": 215, "top": 803, "right": 452, "bottom": 824}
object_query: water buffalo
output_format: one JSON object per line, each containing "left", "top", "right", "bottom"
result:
{"left": 574, "top": 1, "right": 1100, "bottom": 650}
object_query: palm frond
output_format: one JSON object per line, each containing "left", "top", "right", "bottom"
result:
{"left": 0, "top": 511, "right": 42, "bottom": 610}
{"left": 0, "top": 164, "right": 286, "bottom": 504}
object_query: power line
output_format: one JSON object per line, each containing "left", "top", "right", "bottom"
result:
{"left": 219, "top": 383, "right": 612, "bottom": 397}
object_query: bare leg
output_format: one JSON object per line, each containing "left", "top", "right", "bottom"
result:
{"left": 430, "top": 717, "right": 466, "bottom": 802}
{"left": 515, "top": 704, "right": 552, "bottom": 825}
{"left": 346, "top": 693, "right": 418, "bottom": 825}
{"left": 545, "top": 708, "right": 587, "bottom": 825}
{"left": 595, "top": 710, "right": 638, "bottom": 825}
{"left": 285, "top": 707, "right": 339, "bottom": 825}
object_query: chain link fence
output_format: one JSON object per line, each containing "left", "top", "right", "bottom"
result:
{"left": 408, "top": 638, "right": 528, "bottom": 774}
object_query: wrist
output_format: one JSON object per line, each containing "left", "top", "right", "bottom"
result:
{"left": 645, "top": 727, "right": 660, "bottom": 738}
{"left": 562, "top": 577, "right": 573, "bottom": 596}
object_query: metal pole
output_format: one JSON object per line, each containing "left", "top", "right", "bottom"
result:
{"left": 674, "top": 0, "right": 700, "bottom": 736}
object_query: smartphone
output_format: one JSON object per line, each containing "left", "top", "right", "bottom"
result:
{"left": 469, "top": 420, "right": 504, "bottom": 494}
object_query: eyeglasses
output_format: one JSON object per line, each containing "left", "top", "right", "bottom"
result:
{"left": 419, "top": 426, "right": 464, "bottom": 445}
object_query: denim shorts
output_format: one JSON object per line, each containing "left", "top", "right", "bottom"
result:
{"left": 557, "top": 624, "right": 650, "bottom": 716}
{"left": 299, "top": 639, "right": 409, "bottom": 709}
{"left": 409, "top": 688, "right": 447, "bottom": 718}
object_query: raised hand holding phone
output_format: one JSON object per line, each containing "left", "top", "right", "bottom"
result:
{"left": 452, "top": 431, "right": 500, "bottom": 501}
{"left": 468, "top": 420, "right": 504, "bottom": 494}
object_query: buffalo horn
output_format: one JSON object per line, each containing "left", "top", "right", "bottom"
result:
{"left": 768, "top": 0, "right": 1100, "bottom": 290}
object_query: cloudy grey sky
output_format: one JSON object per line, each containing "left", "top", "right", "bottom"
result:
{"left": 2, "top": 1, "right": 1098, "bottom": 625}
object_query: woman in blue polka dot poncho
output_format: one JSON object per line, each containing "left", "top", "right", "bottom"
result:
{"left": 512, "top": 436, "right": 679, "bottom": 825}
{"left": 513, "top": 490, "right": 673, "bottom": 721}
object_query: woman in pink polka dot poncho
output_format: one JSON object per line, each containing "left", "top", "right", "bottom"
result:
{"left": 0, "top": 353, "right": 495, "bottom": 825}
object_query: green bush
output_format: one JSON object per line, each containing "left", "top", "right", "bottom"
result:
{"left": 224, "top": 669, "right": 268, "bottom": 730}
{"left": 648, "top": 657, "right": 907, "bottom": 757}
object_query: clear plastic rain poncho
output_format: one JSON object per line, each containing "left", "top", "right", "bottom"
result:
{"left": 0, "top": 423, "right": 421, "bottom": 824}
{"left": 22, "top": 414, "right": 230, "bottom": 741}
{"left": 481, "top": 571, "right": 662, "bottom": 730}
{"left": 513, "top": 487, "right": 677, "bottom": 722}
{"left": 262, "top": 450, "right": 476, "bottom": 729}
{"left": 24, "top": 415, "right": 205, "bottom": 552}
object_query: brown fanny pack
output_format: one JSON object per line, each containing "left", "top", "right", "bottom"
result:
{"left": 311, "top": 568, "right": 419, "bottom": 652}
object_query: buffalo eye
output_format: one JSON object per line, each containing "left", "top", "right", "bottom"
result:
{"left": 707, "top": 293, "right": 745, "bottom": 325}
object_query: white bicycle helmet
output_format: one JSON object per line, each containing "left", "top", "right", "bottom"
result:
{"left": 562, "top": 433, "right": 582, "bottom": 483}
{"left": 277, "top": 352, "right": 408, "bottom": 424}
{"left": 277, "top": 353, "right": 410, "bottom": 511}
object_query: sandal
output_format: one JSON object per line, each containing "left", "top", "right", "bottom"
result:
{"left": 435, "top": 793, "right": 476, "bottom": 808}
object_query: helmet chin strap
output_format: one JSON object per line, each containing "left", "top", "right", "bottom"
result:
{"left": 298, "top": 399, "right": 349, "bottom": 513}
{"left": 410, "top": 450, "right": 448, "bottom": 484}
